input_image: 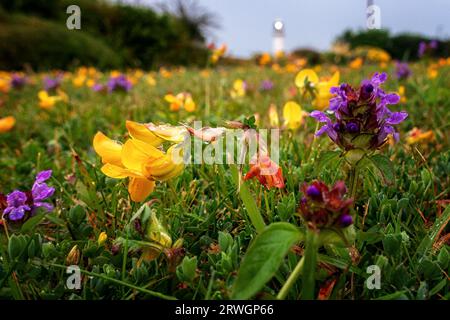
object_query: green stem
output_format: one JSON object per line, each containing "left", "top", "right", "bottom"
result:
{"left": 230, "top": 164, "right": 266, "bottom": 233}
{"left": 276, "top": 256, "right": 305, "bottom": 300}
{"left": 301, "top": 229, "right": 319, "bottom": 300}
{"left": 348, "top": 166, "right": 360, "bottom": 201}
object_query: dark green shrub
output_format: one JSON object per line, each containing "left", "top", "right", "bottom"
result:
{"left": 0, "top": 15, "right": 121, "bottom": 70}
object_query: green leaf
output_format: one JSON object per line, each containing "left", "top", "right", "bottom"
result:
{"left": 365, "top": 154, "right": 395, "bottom": 184}
{"left": 302, "top": 229, "right": 319, "bottom": 300}
{"left": 21, "top": 212, "right": 46, "bottom": 233}
{"left": 176, "top": 256, "right": 198, "bottom": 283}
{"left": 231, "top": 222, "right": 302, "bottom": 299}
{"left": 314, "top": 150, "right": 341, "bottom": 174}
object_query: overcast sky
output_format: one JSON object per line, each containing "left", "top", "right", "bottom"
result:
{"left": 124, "top": 0, "right": 450, "bottom": 57}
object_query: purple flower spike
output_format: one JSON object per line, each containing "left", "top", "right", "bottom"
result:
{"left": 310, "top": 71, "right": 408, "bottom": 151}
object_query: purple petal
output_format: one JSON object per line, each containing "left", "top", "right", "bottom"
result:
{"left": 310, "top": 111, "right": 330, "bottom": 122}
{"left": 36, "top": 170, "right": 52, "bottom": 183}
{"left": 384, "top": 93, "right": 400, "bottom": 105}
{"left": 315, "top": 125, "right": 330, "bottom": 136}
{"left": 33, "top": 202, "right": 54, "bottom": 212}
{"left": 386, "top": 111, "right": 408, "bottom": 125}
{"left": 32, "top": 183, "right": 55, "bottom": 201}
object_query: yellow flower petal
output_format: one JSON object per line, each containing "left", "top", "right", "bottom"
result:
{"left": 295, "top": 69, "right": 319, "bottom": 88}
{"left": 184, "top": 95, "right": 196, "bottom": 112}
{"left": 328, "top": 71, "right": 340, "bottom": 86}
{"left": 126, "top": 120, "right": 163, "bottom": 147}
{"left": 283, "top": 101, "right": 304, "bottom": 130}
{"left": 121, "top": 139, "right": 164, "bottom": 173}
{"left": 128, "top": 177, "right": 155, "bottom": 202}
{"left": 93, "top": 132, "right": 123, "bottom": 166}
{"left": 100, "top": 163, "right": 141, "bottom": 179}
{"left": 38, "top": 90, "right": 49, "bottom": 101}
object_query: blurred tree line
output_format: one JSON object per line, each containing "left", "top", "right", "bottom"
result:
{"left": 336, "top": 29, "right": 449, "bottom": 61}
{"left": 0, "top": 0, "right": 216, "bottom": 70}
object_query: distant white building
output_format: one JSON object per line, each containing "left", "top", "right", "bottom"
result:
{"left": 272, "top": 19, "right": 285, "bottom": 55}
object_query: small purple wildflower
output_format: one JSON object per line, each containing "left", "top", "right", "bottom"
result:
{"left": 395, "top": 61, "right": 412, "bottom": 80}
{"left": 3, "top": 191, "right": 30, "bottom": 221}
{"left": 107, "top": 75, "right": 132, "bottom": 93}
{"left": 92, "top": 83, "right": 106, "bottom": 93}
{"left": 418, "top": 40, "right": 438, "bottom": 58}
{"left": 260, "top": 80, "right": 274, "bottom": 91}
{"left": 10, "top": 73, "right": 27, "bottom": 89}
{"left": 2, "top": 170, "right": 55, "bottom": 221}
{"left": 43, "top": 75, "right": 63, "bottom": 91}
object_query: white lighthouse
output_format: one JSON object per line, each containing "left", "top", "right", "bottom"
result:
{"left": 366, "top": 0, "right": 381, "bottom": 30}
{"left": 272, "top": 19, "right": 285, "bottom": 55}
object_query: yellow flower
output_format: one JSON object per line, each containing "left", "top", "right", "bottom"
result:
{"left": 295, "top": 69, "right": 319, "bottom": 89}
{"left": 146, "top": 75, "right": 156, "bottom": 86}
{"left": 283, "top": 101, "right": 306, "bottom": 130}
{"left": 367, "top": 48, "right": 391, "bottom": 63}
{"left": 268, "top": 104, "right": 279, "bottom": 127}
{"left": 165, "top": 93, "right": 184, "bottom": 111}
{"left": 98, "top": 232, "right": 108, "bottom": 246}
{"left": 110, "top": 70, "right": 121, "bottom": 78}
{"left": 93, "top": 123, "right": 185, "bottom": 202}
{"left": 0, "top": 116, "right": 15, "bottom": 133}
{"left": 398, "top": 86, "right": 407, "bottom": 103}
{"left": 38, "top": 90, "right": 63, "bottom": 110}
{"left": 406, "top": 128, "right": 435, "bottom": 145}
{"left": 313, "top": 71, "right": 340, "bottom": 110}
{"left": 160, "top": 68, "right": 172, "bottom": 78}
{"left": 427, "top": 65, "right": 438, "bottom": 79}
{"left": 349, "top": 57, "right": 363, "bottom": 69}
{"left": 72, "top": 75, "right": 85, "bottom": 87}
{"left": 211, "top": 44, "right": 227, "bottom": 64}
{"left": 184, "top": 94, "right": 196, "bottom": 112}
{"left": 230, "top": 79, "right": 246, "bottom": 98}
{"left": 259, "top": 53, "right": 271, "bottom": 66}
{"left": 86, "top": 79, "right": 96, "bottom": 88}
{"left": 0, "top": 75, "right": 11, "bottom": 93}
{"left": 164, "top": 92, "right": 196, "bottom": 112}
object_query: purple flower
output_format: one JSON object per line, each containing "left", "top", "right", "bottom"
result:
{"left": 10, "top": 73, "right": 27, "bottom": 89}
{"left": 31, "top": 170, "right": 55, "bottom": 212}
{"left": 418, "top": 41, "right": 427, "bottom": 57}
{"left": 2, "top": 170, "right": 54, "bottom": 221}
{"left": 107, "top": 75, "right": 132, "bottom": 93}
{"left": 395, "top": 62, "right": 412, "bottom": 80}
{"left": 310, "top": 72, "right": 408, "bottom": 153}
{"left": 92, "top": 83, "right": 106, "bottom": 92}
{"left": 260, "top": 80, "right": 274, "bottom": 91}
{"left": 418, "top": 40, "right": 438, "bottom": 58}
{"left": 43, "top": 75, "right": 63, "bottom": 91}
{"left": 299, "top": 181, "right": 353, "bottom": 229}
{"left": 3, "top": 191, "right": 30, "bottom": 221}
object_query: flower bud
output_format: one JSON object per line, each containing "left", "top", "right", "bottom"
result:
{"left": 98, "top": 232, "right": 107, "bottom": 246}
{"left": 66, "top": 245, "right": 80, "bottom": 265}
